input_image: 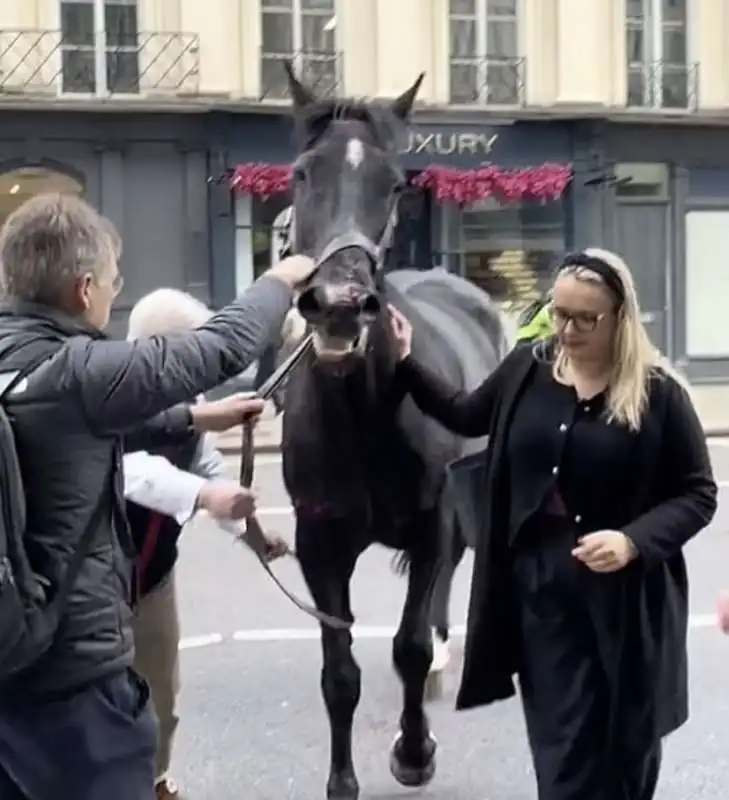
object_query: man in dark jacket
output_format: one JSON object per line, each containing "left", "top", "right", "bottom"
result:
{"left": 0, "top": 193, "right": 316, "bottom": 800}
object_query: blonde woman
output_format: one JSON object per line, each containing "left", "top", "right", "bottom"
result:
{"left": 388, "top": 248, "right": 717, "bottom": 800}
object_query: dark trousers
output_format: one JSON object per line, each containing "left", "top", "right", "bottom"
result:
{"left": 512, "top": 516, "right": 661, "bottom": 800}
{"left": 0, "top": 668, "right": 157, "bottom": 800}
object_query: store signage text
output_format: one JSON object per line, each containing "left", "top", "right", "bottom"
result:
{"left": 402, "top": 130, "right": 499, "bottom": 157}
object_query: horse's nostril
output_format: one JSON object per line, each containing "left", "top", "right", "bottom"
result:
{"left": 297, "top": 286, "right": 326, "bottom": 319}
{"left": 360, "top": 293, "right": 381, "bottom": 316}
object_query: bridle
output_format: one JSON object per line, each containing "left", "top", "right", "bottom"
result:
{"left": 235, "top": 198, "right": 400, "bottom": 630}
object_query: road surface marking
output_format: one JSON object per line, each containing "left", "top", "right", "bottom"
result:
{"left": 178, "top": 614, "right": 719, "bottom": 651}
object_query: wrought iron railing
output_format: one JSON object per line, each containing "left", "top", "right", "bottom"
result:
{"left": 626, "top": 61, "right": 699, "bottom": 112}
{"left": 0, "top": 29, "right": 199, "bottom": 96}
{"left": 449, "top": 56, "right": 526, "bottom": 106}
{"left": 260, "top": 49, "right": 342, "bottom": 100}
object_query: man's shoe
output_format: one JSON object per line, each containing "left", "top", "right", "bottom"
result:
{"left": 155, "top": 778, "right": 183, "bottom": 799}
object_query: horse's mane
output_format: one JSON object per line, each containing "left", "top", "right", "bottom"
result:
{"left": 294, "top": 96, "right": 407, "bottom": 151}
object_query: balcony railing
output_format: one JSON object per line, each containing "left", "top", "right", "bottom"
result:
{"left": 0, "top": 29, "right": 199, "bottom": 97}
{"left": 260, "top": 49, "right": 342, "bottom": 100}
{"left": 626, "top": 61, "right": 699, "bottom": 112}
{"left": 449, "top": 56, "right": 526, "bottom": 106}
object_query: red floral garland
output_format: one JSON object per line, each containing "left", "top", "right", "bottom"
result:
{"left": 230, "top": 161, "right": 573, "bottom": 205}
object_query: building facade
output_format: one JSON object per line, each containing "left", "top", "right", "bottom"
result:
{"left": 2, "top": 0, "right": 729, "bottom": 378}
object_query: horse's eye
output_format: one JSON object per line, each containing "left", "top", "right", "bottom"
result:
{"left": 392, "top": 181, "right": 406, "bottom": 195}
{"left": 293, "top": 166, "right": 307, "bottom": 185}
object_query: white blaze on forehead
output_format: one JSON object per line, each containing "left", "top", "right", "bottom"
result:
{"left": 345, "top": 138, "right": 365, "bottom": 169}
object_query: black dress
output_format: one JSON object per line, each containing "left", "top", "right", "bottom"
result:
{"left": 395, "top": 342, "right": 717, "bottom": 800}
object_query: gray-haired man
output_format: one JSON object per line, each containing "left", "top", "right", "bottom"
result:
{"left": 0, "top": 193, "right": 314, "bottom": 800}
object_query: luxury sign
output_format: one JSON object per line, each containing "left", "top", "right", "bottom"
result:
{"left": 402, "top": 131, "right": 499, "bottom": 157}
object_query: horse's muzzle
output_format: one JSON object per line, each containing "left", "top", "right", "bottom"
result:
{"left": 297, "top": 283, "right": 381, "bottom": 324}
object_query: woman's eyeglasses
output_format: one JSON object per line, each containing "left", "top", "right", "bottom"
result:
{"left": 548, "top": 304, "right": 605, "bottom": 333}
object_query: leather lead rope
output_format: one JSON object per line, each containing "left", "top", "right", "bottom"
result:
{"left": 237, "top": 332, "right": 352, "bottom": 630}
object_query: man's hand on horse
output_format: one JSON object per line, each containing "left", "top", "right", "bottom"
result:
{"left": 197, "top": 481, "right": 256, "bottom": 521}
{"left": 388, "top": 305, "right": 413, "bottom": 361}
{"left": 190, "top": 395, "right": 265, "bottom": 433}
{"left": 267, "top": 254, "right": 318, "bottom": 287}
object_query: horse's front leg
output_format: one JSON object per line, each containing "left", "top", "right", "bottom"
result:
{"left": 390, "top": 542, "right": 439, "bottom": 787}
{"left": 297, "top": 523, "right": 360, "bottom": 800}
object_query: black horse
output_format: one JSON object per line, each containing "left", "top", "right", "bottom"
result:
{"left": 279, "top": 63, "right": 508, "bottom": 799}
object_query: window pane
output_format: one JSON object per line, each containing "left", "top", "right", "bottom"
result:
{"left": 626, "top": 0, "right": 645, "bottom": 19}
{"left": 488, "top": 0, "right": 517, "bottom": 16}
{"left": 686, "top": 211, "right": 729, "bottom": 356}
{"left": 450, "top": 19, "right": 477, "bottom": 58}
{"left": 60, "top": 2, "right": 95, "bottom": 47}
{"left": 62, "top": 48, "right": 96, "bottom": 92}
{"left": 107, "top": 50, "right": 140, "bottom": 92}
{"left": 662, "top": 0, "right": 686, "bottom": 23}
{"left": 261, "top": 12, "right": 293, "bottom": 53}
{"left": 486, "top": 61, "right": 519, "bottom": 104}
{"left": 450, "top": 0, "right": 476, "bottom": 15}
{"left": 662, "top": 28, "right": 686, "bottom": 63}
{"left": 661, "top": 65, "right": 689, "bottom": 107}
{"left": 261, "top": 55, "right": 289, "bottom": 97}
{"left": 302, "top": 53, "right": 337, "bottom": 93}
{"left": 460, "top": 201, "right": 565, "bottom": 310}
{"left": 626, "top": 65, "right": 648, "bottom": 106}
{"left": 301, "top": 14, "right": 335, "bottom": 51}
{"left": 262, "top": 0, "right": 292, "bottom": 7}
{"left": 487, "top": 20, "right": 517, "bottom": 57}
{"left": 301, "top": 0, "right": 334, "bottom": 8}
{"left": 105, "top": 4, "right": 138, "bottom": 48}
{"left": 449, "top": 63, "right": 479, "bottom": 103}
{"left": 626, "top": 25, "right": 644, "bottom": 63}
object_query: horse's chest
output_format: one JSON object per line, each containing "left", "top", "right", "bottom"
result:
{"left": 281, "top": 376, "right": 425, "bottom": 519}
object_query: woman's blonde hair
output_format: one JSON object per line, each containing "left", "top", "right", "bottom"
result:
{"left": 552, "top": 247, "right": 689, "bottom": 431}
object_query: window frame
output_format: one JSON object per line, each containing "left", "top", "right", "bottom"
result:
{"left": 260, "top": 0, "right": 339, "bottom": 96}
{"left": 59, "top": 0, "right": 140, "bottom": 96}
{"left": 625, "top": 0, "right": 691, "bottom": 109}
{"left": 447, "top": 0, "right": 522, "bottom": 106}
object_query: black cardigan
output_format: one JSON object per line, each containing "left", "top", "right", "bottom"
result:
{"left": 398, "top": 342, "right": 717, "bottom": 748}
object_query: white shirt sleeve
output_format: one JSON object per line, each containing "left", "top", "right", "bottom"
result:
{"left": 123, "top": 451, "right": 206, "bottom": 526}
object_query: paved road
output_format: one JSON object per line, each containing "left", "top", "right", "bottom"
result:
{"left": 169, "top": 444, "right": 729, "bottom": 799}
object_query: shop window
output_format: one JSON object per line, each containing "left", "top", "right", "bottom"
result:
{"left": 260, "top": 0, "right": 339, "bottom": 98}
{"left": 446, "top": 197, "right": 565, "bottom": 314}
{"left": 615, "top": 162, "right": 669, "bottom": 202}
{"left": 685, "top": 210, "right": 729, "bottom": 357}
{"left": 0, "top": 167, "right": 83, "bottom": 227}
{"left": 60, "top": 0, "right": 140, "bottom": 94}
{"left": 234, "top": 194, "right": 291, "bottom": 294}
{"left": 448, "top": 0, "right": 522, "bottom": 106}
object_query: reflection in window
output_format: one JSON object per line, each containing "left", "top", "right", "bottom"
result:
{"left": 456, "top": 197, "right": 565, "bottom": 311}
{"left": 251, "top": 195, "right": 292, "bottom": 279}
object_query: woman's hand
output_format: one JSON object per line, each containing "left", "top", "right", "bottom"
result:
{"left": 572, "top": 530, "right": 637, "bottom": 572}
{"left": 388, "top": 305, "right": 413, "bottom": 362}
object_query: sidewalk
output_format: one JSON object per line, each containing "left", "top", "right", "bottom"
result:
{"left": 217, "top": 383, "right": 729, "bottom": 455}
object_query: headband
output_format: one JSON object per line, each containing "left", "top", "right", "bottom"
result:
{"left": 558, "top": 251, "right": 625, "bottom": 307}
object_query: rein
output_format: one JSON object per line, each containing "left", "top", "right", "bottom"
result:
{"left": 235, "top": 200, "right": 399, "bottom": 631}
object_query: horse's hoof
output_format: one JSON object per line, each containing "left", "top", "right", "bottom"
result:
{"left": 326, "top": 771, "right": 359, "bottom": 800}
{"left": 424, "top": 669, "right": 444, "bottom": 702}
{"left": 389, "top": 730, "right": 437, "bottom": 788}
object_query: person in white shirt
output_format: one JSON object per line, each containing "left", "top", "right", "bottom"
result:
{"left": 125, "top": 289, "right": 286, "bottom": 800}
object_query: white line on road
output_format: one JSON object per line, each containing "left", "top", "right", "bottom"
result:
{"left": 178, "top": 614, "right": 720, "bottom": 652}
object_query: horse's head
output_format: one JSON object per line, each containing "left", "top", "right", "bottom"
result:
{"left": 283, "top": 62, "right": 424, "bottom": 360}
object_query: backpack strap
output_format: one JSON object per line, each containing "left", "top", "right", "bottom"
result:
{"left": 0, "top": 339, "right": 106, "bottom": 620}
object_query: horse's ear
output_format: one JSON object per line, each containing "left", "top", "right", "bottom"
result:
{"left": 390, "top": 73, "right": 425, "bottom": 121}
{"left": 283, "top": 60, "right": 316, "bottom": 110}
